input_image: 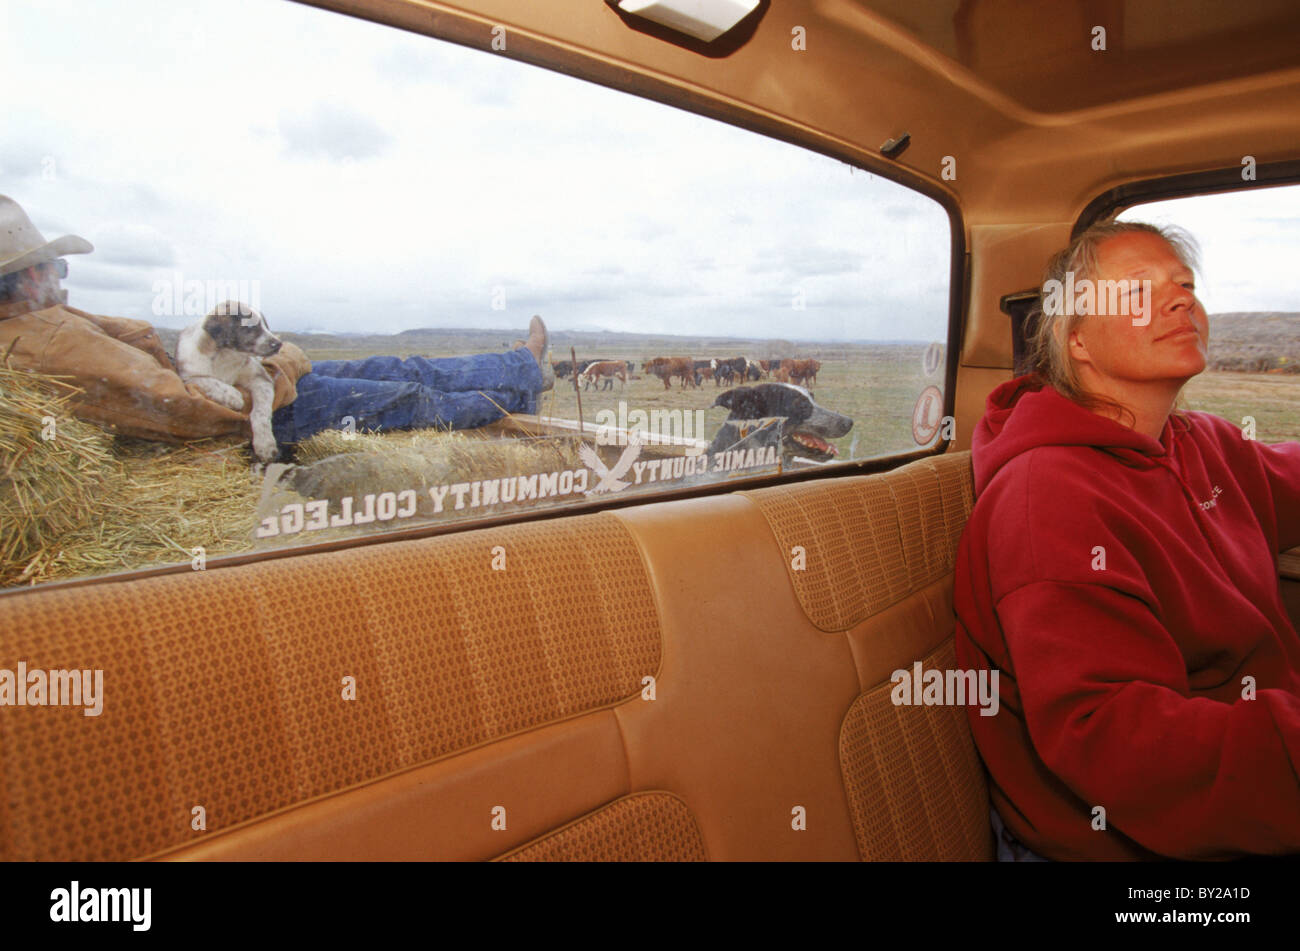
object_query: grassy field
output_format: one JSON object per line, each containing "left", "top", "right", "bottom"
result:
{"left": 1182, "top": 372, "right": 1300, "bottom": 442}
{"left": 529, "top": 343, "right": 937, "bottom": 461}
{"left": 286, "top": 333, "right": 941, "bottom": 461}
{"left": 293, "top": 331, "right": 1300, "bottom": 453}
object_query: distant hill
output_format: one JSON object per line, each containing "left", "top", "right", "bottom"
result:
{"left": 1207, "top": 312, "right": 1300, "bottom": 372}
{"left": 153, "top": 324, "right": 915, "bottom": 364}
{"left": 152, "top": 313, "right": 1298, "bottom": 373}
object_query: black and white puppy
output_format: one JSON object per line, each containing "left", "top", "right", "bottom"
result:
{"left": 176, "top": 300, "right": 283, "bottom": 465}
{"left": 709, "top": 383, "right": 853, "bottom": 463}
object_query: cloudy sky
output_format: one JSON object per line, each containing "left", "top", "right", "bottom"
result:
{"left": 1, "top": 0, "right": 1294, "bottom": 342}
{"left": 0, "top": 0, "right": 950, "bottom": 343}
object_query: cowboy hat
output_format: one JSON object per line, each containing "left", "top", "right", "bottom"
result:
{"left": 0, "top": 195, "right": 93, "bottom": 278}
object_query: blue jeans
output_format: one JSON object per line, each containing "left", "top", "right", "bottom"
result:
{"left": 272, "top": 349, "right": 543, "bottom": 445}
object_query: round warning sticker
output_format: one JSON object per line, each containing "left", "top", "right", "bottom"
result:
{"left": 911, "top": 385, "right": 944, "bottom": 445}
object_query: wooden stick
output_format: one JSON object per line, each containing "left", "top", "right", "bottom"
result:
{"left": 571, "top": 345, "right": 584, "bottom": 436}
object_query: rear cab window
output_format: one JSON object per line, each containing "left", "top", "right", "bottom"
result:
{"left": 1, "top": 0, "right": 955, "bottom": 589}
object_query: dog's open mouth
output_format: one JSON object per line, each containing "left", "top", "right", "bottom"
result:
{"left": 791, "top": 431, "right": 838, "bottom": 460}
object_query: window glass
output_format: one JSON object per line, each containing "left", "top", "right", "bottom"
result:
{"left": 1118, "top": 185, "right": 1300, "bottom": 442}
{"left": 0, "top": 0, "right": 952, "bottom": 588}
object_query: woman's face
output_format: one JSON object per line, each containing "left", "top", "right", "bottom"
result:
{"left": 1067, "top": 231, "right": 1208, "bottom": 388}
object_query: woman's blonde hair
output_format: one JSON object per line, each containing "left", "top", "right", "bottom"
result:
{"left": 1026, "top": 219, "right": 1201, "bottom": 424}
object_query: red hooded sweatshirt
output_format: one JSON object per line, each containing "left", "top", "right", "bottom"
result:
{"left": 954, "top": 376, "right": 1300, "bottom": 860}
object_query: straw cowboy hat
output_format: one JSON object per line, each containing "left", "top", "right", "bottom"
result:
{"left": 0, "top": 195, "right": 93, "bottom": 278}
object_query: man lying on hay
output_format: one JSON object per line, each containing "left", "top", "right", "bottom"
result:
{"left": 0, "top": 195, "right": 554, "bottom": 465}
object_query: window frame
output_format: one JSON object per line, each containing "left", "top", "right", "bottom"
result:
{"left": 0, "top": 0, "right": 967, "bottom": 597}
{"left": 1075, "top": 159, "right": 1300, "bottom": 234}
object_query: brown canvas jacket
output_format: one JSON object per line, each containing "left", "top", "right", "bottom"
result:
{"left": 0, "top": 300, "right": 311, "bottom": 442}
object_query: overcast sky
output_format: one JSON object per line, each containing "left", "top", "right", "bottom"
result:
{"left": 0, "top": 0, "right": 950, "bottom": 343}
{"left": 1, "top": 0, "right": 1295, "bottom": 341}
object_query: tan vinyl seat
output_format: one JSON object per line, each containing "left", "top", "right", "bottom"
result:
{"left": 0, "top": 451, "right": 991, "bottom": 861}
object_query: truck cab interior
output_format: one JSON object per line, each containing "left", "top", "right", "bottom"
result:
{"left": 2, "top": 0, "right": 1298, "bottom": 864}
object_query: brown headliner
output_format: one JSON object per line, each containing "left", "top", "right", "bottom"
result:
{"left": 297, "top": 0, "right": 1300, "bottom": 220}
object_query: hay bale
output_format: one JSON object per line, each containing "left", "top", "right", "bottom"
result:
{"left": 255, "top": 427, "right": 593, "bottom": 541}
{"left": 0, "top": 364, "right": 260, "bottom": 586}
{"left": 0, "top": 365, "right": 117, "bottom": 584}
{"left": 93, "top": 438, "right": 260, "bottom": 570}
{"left": 2, "top": 386, "right": 709, "bottom": 585}
{"left": 288, "top": 427, "right": 584, "bottom": 500}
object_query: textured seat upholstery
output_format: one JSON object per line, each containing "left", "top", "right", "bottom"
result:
{"left": 0, "top": 451, "right": 990, "bottom": 861}
{"left": 740, "top": 453, "right": 991, "bottom": 860}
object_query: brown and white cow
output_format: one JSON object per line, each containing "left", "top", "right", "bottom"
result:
{"left": 577, "top": 360, "right": 628, "bottom": 391}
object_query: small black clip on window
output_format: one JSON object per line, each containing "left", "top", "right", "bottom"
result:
{"left": 880, "top": 133, "right": 911, "bottom": 160}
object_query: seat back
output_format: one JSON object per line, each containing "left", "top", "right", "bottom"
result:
{"left": 0, "top": 452, "right": 990, "bottom": 861}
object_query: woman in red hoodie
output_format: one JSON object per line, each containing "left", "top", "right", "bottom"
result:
{"left": 954, "top": 220, "right": 1300, "bottom": 860}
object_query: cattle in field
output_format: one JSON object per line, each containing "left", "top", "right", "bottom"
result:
{"left": 643, "top": 356, "right": 699, "bottom": 389}
{"left": 712, "top": 357, "right": 749, "bottom": 386}
{"left": 582, "top": 359, "right": 633, "bottom": 376}
{"left": 577, "top": 359, "right": 628, "bottom": 391}
{"left": 555, "top": 358, "right": 633, "bottom": 387}
{"left": 711, "top": 357, "right": 761, "bottom": 383}
{"left": 782, "top": 358, "right": 821, "bottom": 386}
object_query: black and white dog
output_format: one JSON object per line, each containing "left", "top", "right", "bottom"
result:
{"left": 709, "top": 383, "right": 853, "bottom": 463}
{"left": 176, "top": 300, "right": 283, "bottom": 465}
